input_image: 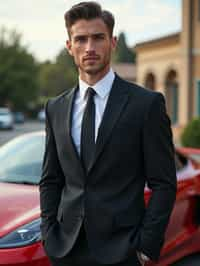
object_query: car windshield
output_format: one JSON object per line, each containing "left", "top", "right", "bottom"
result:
{"left": 0, "top": 133, "right": 45, "bottom": 185}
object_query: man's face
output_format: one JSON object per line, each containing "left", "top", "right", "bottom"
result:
{"left": 66, "top": 18, "right": 117, "bottom": 77}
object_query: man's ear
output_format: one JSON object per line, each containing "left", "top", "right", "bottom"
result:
{"left": 66, "top": 40, "right": 73, "bottom": 56}
{"left": 111, "top": 36, "right": 117, "bottom": 51}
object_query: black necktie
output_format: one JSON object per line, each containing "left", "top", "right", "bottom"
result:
{"left": 81, "top": 87, "right": 96, "bottom": 172}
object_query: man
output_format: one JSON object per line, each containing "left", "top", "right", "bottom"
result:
{"left": 39, "top": 2, "right": 177, "bottom": 266}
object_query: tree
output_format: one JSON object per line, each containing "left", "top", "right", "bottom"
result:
{"left": 113, "top": 32, "right": 136, "bottom": 63}
{"left": 39, "top": 48, "right": 77, "bottom": 98}
{"left": 0, "top": 27, "right": 39, "bottom": 111}
{"left": 181, "top": 117, "right": 200, "bottom": 148}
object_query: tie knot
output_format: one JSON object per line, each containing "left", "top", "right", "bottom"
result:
{"left": 87, "top": 87, "right": 95, "bottom": 98}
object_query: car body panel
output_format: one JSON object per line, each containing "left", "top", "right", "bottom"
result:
{"left": 13, "top": 112, "right": 25, "bottom": 124}
{"left": 0, "top": 132, "right": 200, "bottom": 265}
{"left": 0, "top": 108, "right": 14, "bottom": 130}
{"left": 0, "top": 183, "right": 39, "bottom": 237}
{"left": 0, "top": 242, "right": 50, "bottom": 265}
{"left": 147, "top": 147, "right": 200, "bottom": 265}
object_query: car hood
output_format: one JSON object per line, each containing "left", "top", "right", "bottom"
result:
{"left": 0, "top": 182, "right": 40, "bottom": 237}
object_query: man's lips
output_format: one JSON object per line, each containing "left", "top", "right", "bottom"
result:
{"left": 83, "top": 56, "right": 99, "bottom": 61}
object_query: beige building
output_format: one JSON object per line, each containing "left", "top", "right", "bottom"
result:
{"left": 134, "top": 0, "right": 200, "bottom": 142}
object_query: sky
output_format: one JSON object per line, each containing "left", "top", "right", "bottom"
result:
{"left": 0, "top": 0, "right": 182, "bottom": 62}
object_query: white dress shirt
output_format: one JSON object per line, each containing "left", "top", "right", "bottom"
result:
{"left": 71, "top": 68, "right": 115, "bottom": 155}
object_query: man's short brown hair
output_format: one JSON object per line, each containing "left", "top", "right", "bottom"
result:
{"left": 64, "top": 1, "right": 115, "bottom": 38}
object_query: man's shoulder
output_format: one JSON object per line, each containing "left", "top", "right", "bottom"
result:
{"left": 116, "top": 74, "right": 163, "bottom": 102}
{"left": 47, "top": 88, "right": 75, "bottom": 108}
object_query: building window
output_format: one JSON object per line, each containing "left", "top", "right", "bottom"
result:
{"left": 196, "top": 80, "right": 200, "bottom": 116}
{"left": 165, "top": 70, "right": 178, "bottom": 125}
{"left": 144, "top": 73, "right": 156, "bottom": 90}
{"left": 171, "top": 84, "right": 178, "bottom": 124}
{"left": 166, "top": 83, "right": 178, "bottom": 125}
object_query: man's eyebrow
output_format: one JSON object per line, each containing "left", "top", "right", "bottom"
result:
{"left": 93, "top": 32, "right": 106, "bottom": 35}
{"left": 73, "top": 32, "right": 106, "bottom": 38}
{"left": 92, "top": 33, "right": 106, "bottom": 37}
{"left": 74, "top": 34, "right": 87, "bottom": 39}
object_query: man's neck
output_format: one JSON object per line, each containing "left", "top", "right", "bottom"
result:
{"left": 79, "top": 67, "right": 110, "bottom": 86}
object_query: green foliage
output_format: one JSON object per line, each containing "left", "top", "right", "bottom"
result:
{"left": 112, "top": 32, "right": 136, "bottom": 63}
{"left": 0, "top": 27, "right": 136, "bottom": 111}
{"left": 0, "top": 27, "right": 39, "bottom": 111}
{"left": 181, "top": 117, "right": 200, "bottom": 148}
{"left": 39, "top": 48, "right": 77, "bottom": 98}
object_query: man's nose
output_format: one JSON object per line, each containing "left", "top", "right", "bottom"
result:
{"left": 85, "top": 39, "right": 95, "bottom": 53}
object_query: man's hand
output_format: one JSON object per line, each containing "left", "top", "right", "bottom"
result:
{"left": 136, "top": 251, "right": 149, "bottom": 265}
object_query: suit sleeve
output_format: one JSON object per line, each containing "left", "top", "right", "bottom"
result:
{"left": 138, "top": 93, "right": 177, "bottom": 261}
{"left": 39, "top": 100, "right": 65, "bottom": 241}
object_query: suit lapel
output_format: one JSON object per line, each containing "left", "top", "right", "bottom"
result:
{"left": 63, "top": 86, "right": 85, "bottom": 177}
{"left": 88, "top": 75, "right": 130, "bottom": 172}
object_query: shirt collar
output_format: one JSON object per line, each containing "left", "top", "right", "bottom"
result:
{"left": 79, "top": 68, "right": 115, "bottom": 100}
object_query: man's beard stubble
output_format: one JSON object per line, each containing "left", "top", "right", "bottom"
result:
{"left": 77, "top": 53, "right": 111, "bottom": 76}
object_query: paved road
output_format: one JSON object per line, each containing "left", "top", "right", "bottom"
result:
{"left": 0, "top": 121, "right": 45, "bottom": 146}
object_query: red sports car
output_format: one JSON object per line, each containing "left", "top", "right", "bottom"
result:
{"left": 0, "top": 132, "right": 200, "bottom": 266}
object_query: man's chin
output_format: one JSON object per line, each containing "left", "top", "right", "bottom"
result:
{"left": 85, "top": 69, "right": 99, "bottom": 75}
{"left": 84, "top": 65, "right": 107, "bottom": 75}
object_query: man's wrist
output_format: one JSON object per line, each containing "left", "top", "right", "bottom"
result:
{"left": 136, "top": 250, "right": 150, "bottom": 265}
{"left": 140, "top": 252, "right": 150, "bottom": 261}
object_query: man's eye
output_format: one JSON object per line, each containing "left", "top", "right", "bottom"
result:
{"left": 76, "top": 37, "right": 87, "bottom": 43}
{"left": 94, "top": 34, "right": 105, "bottom": 40}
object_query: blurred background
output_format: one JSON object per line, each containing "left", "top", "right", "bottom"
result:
{"left": 1, "top": 2, "right": 200, "bottom": 265}
{"left": 0, "top": 0, "right": 199, "bottom": 148}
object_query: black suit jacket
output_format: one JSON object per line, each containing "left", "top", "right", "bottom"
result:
{"left": 39, "top": 74, "right": 177, "bottom": 263}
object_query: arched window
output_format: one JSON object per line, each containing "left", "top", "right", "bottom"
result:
{"left": 165, "top": 70, "right": 179, "bottom": 124}
{"left": 144, "top": 73, "right": 156, "bottom": 90}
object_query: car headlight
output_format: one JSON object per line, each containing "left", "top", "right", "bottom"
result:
{"left": 0, "top": 218, "right": 41, "bottom": 248}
